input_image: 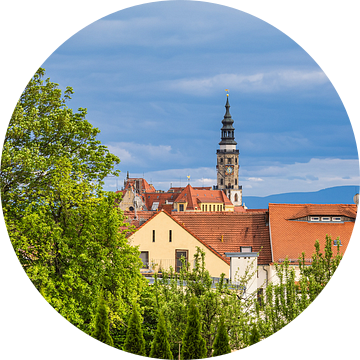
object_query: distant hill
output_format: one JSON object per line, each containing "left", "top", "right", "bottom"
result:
{"left": 242, "top": 185, "right": 359, "bottom": 209}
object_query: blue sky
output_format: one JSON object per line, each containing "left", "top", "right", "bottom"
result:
{"left": 40, "top": 1, "right": 359, "bottom": 196}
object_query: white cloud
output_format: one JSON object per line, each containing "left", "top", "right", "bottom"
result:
{"left": 106, "top": 142, "right": 189, "bottom": 169}
{"left": 241, "top": 158, "right": 359, "bottom": 196}
{"left": 166, "top": 70, "right": 328, "bottom": 96}
{"left": 103, "top": 158, "right": 359, "bottom": 196}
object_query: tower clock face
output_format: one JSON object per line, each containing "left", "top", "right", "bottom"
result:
{"left": 225, "top": 165, "right": 234, "bottom": 175}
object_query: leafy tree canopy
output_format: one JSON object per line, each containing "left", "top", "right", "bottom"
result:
{"left": 1, "top": 67, "right": 119, "bottom": 215}
{"left": 1, "top": 68, "right": 145, "bottom": 334}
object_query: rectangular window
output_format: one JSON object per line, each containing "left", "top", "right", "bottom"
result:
{"left": 321, "top": 217, "right": 331, "bottom": 221}
{"left": 175, "top": 250, "right": 188, "bottom": 273}
{"left": 152, "top": 230, "right": 155, "bottom": 242}
{"left": 140, "top": 251, "right": 149, "bottom": 269}
{"left": 310, "top": 217, "right": 320, "bottom": 222}
{"left": 179, "top": 204, "right": 184, "bottom": 212}
{"left": 241, "top": 246, "right": 252, "bottom": 253}
{"left": 333, "top": 239, "right": 342, "bottom": 246}
{"left": 169, "top": 230, "right": 172, "bottom": 242}
{"left": 332, "top": 217, "right": 341, "bottom": 222}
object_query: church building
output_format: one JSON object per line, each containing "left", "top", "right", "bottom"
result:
{"left": 215, "top": 95, "right": 242, "bottom": 207}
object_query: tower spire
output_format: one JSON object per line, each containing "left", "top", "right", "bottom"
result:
{"left": 219, "top": 94, "right": 237, "bottom": 146}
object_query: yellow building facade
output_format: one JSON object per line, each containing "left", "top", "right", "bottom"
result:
{"left": 128, "top": 210, "right": 230, "bottom": 278}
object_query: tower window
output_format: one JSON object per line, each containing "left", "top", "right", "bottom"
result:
{"left": 220, "top": 158, "right": 223, "bottom": 164}
{"left": 235, "top": 158, "right": 237, "bottom": 165}
{"left": 220, "top": 179, "right": 223, "bottom": 185}
{"left": 235, "top": 179, "right": 237, "bottom": 185}
{"left": 234, "top": 193, "right": 238, "bottom": 202}
{"left": 228, "top": 158, "right": 231, "bottom": 164}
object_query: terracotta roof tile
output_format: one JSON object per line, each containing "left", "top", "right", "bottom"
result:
{"left": 269, "top": 203, "right": 357, "bottom": 264}
{"left": 128, "top": 210, "right": 229, "bottom": 265}
{"left": 175, "top": 184, "right": 233, "bottom": 210}
{"left": 172, "top": 211, "right": 271, "bottom": 265}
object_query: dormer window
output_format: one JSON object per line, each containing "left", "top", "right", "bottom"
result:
{"left": 321, "top": 217, "right": 330, "bottom": 221}
{"left": 332, "top": 217, "right": 341, "bottom": 221}
{"left": 333, "top": 239, "right": 342, "bottom": 246}
{"left": 241, "top": 246, "right": 252, "bottom": 253}
{"left": 310, "top": 217, "right": 320, "bottom": 221}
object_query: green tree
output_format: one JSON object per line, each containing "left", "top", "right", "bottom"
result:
{"left": 92, "top": 296, "right": 114, "bottom": 347}
{"left": 299, "top": 234, "right": 343, "bottom": 300}
{"left": 181, "top": 298, "right": 207, "bottom": 360}
{"left": 212, "top": 318, "right": 231, "bottom": 357}
{"left": 1, "top": 68, "right": 119, "bottom": 216}
{"left": 153, "top": 248, "right": 256, "bottom": 355}
{"left": 1, "top": 68, "right": 145, "bottom": 334}
{"left": 123, "top": 303, "right": 146, "bottom": 356}
{"left": 5, "top": 157, "right": 144, "bottom": 332}
{"left": 248, "top": 322, "right": 260, "bottom": 346}
{"left": 255, "top": 235, "right": 344, "bottom": 341}
{"left": 149, "top": 311, "right": 173, "bottom": 359}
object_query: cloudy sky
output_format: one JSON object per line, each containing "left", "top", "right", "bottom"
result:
{"left": 39, "top": 1, "right": 358, "bottom": 196}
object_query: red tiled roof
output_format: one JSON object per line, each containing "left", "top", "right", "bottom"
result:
{"left": 124, "top": 178, "right": 155, "bottom": 193}
{"left": 174, "top": 184, "right": 233, "bottom": 210}
{"left": 123, "top": 211, "right": 155, "bottom": 228}
{"left": 128, "top": 210, "right": 229, "bottom": 265}
{"left": 144, "top": 192, "right": 180, "bottom": 211}
{"left": 172, "top": 211, "right": 271, "bottom": 265}
{"left": 288, "top": 204, "right": 357, "bottom": 220}
{"left": 269, "top": 203, "right": 357, "bottom": 264}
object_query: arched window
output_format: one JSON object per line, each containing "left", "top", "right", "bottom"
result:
{"left": 234, "top": 193, "right": 238, "bottom": 202}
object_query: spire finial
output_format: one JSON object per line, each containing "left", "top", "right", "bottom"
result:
{"left": 225, "top": 89, "right": 229, "bottom": 97}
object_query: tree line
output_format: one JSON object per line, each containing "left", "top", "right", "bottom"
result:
{"left": 1, "top": 69, "right": 345, "bottom": 358}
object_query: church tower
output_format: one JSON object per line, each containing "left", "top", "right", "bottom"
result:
{"left": 216, "top": 95, "right": 242, "bottom": 206}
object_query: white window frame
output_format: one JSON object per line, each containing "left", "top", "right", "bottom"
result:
{"left": 321, "top": 217, "right": 331, "bottom": 221}
{"left": 310, "top": 217, "right": 320, "bottom": 222}
{"left": 240, "top": 246, "right": 252, "bottom": 253}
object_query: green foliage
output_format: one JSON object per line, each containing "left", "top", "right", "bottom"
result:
{"left": 92, "top": 296, "right": 114, "bottom": 347}
{"left": 248, "top": 322, "right": 260, "bottom": 346}
{"left": 1, "top": 68, "right": 119, "bottom": 216}
{"left": 181, "top": 298, "right": 207, "bottom": 360}
{"left": 255, "top": 235, "right": 343, "bottom": 341}
{"left": 1, "top": 68, "right": 145, "bottom": 334}
{"left": 299, "top": 234, "right": 343, "bottom": 299}
{"left": 123, "top": 303, "right": 146, "bottom": 356}
{"left": 149, "top": 311, "right": 173, "bottom": 359}
{"left": 212, "top": 318, "right": 231, "bottom": 357}
{"left": 153, "top": 247, "right": 256, "bottom": 356}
